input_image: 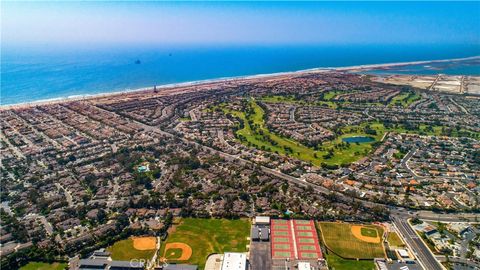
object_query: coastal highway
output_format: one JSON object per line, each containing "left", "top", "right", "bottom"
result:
{"left": 392, "top": 215, "right": 444, "bottom": 270}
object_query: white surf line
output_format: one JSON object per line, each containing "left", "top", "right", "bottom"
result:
{"left": 2, "top": 55, "right": 478, "bottom": 109}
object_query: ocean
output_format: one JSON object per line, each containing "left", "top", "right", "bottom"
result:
{"left": 1, "top": 44, "right": 480, "bottom": 105}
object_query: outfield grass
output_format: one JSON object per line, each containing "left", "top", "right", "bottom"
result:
{"left": 160, "top": 218, "right": 250, "bottom": 269}
{"left": 318, "top": 222, "right": 385, "bottom": 259}
{"left": 20, "top": 262, "right": 67, "bottom": 270}
{"left": 387, "top": 232, "right": 405, "bottom": 247}
{"left": 326, "top": 253, "right": 375, "bottom": 270}
{"left": 107, "top": 238, "right": 157, "bottom": 261}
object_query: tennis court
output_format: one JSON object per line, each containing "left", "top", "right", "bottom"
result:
{"left": 270, "top": 219, "right": 323, "bottom": 260}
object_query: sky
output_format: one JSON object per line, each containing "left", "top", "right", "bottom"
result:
{"left": 2, "top": 1, "right": 480, "bottom": 48}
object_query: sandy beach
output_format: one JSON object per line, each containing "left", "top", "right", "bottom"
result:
{"left": 1, "top": 55, "right": 478, "bottom": 110}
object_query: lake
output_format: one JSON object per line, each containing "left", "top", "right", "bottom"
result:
{"left": 342, "top": 136, "right": 375, "bottom": 143}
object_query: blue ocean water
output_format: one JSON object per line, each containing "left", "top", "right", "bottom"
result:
{"left": 1, "top": 44, "right": 479, "bottom": 105}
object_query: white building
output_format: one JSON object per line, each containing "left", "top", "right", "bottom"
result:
{"left": 221, "top": 252, "right": 247, "bottom": 270}
{"left": 254, "top": 216, "right": 270, "bottom": 225}
{"left": 297, "top": 262, "right": 312, "bottom": 270}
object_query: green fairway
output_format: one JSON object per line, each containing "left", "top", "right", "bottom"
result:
{"left": 325, "top": 253, "right": 375, "bottom": 270}
{"left": 160, "top": 218, "right": 250, "bottom": 269}
{"left": 389, "top": 92, "right": 421, "bottom": 107}
{"left": 20, "top": 262, "right": 67, "bottom": 270}
{"left": 107, "top": 238, "right": 156, "bottom": 261}
{"left": 318, "top": 222, "right": 385, "bottom": 259}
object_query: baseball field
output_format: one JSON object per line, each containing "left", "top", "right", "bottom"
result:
{"left": 318, "top": 222, "right": 385, "bottom": 259}
{"left": 159, "top": 218, "right": 250, "bottom": 269}
{"left": 107, "top": 236, "right": 157, "bottom": 261}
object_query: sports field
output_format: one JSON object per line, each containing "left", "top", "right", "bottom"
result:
{"left": 325, "top": 253, "right": 375, "bottom": 270}
{"left": 318, "top": 222, "right": 385, "bottom": 259}
{"left": 159, "top": 218, "right": 250, "bottom": 269}
{"left": 20, "top": 262, "right": 67, "bottom": 270}
{"left": 107, "top": 237, "right": 157, "bottom": 261}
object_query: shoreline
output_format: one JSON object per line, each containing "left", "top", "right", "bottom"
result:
{"left": 1, "top": 55, "right": 479, "bottom": 110}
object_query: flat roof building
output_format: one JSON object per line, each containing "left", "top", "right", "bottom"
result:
{"left": 78, "top": 259, "right": 109, "bottom": 270}
{"left": 297, "top": 262, "right": 311, "bottom": 270}
{"left": 110, "top": 260, "right": 144, "bottom": 270}
{"left": 251, "top": 226, "right": 260, "bottom": 241}
{"left": 397, "top": 249, "right": 410, "bottom": 259}
{"left": 163, "top": 264, "right": 198, "bottom": 270}
{"left": 255, "top": 216, "right": 270, "bottom": 225}
{"left": 221, "top": 252, "right": 247, "bottom": 270}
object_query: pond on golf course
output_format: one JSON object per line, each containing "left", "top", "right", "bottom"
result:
{"left": 342, "top": 136, "right": 375, "bottom": 143}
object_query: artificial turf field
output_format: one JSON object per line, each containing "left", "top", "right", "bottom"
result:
{"left": 318, "top": 222, "right": 385, "bottom": 259}
{"left": 159, "top": 218, "right": 250, "bottom": 269}
{"left": 107, "top": 237, "right": 157, "bottom": 261}
{"left": 20, "top": 262, "right": 67, "bottom": 270}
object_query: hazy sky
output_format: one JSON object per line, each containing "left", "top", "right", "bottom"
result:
{"left": 2, "top": 1, "right": 480, "bottom": 48}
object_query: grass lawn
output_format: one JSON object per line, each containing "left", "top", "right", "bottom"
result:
{"left": 318, "top": 222, "right": 385, "bottom": 259}
{"left": 325, "top": 253, "right": 375, "bottom": 270}
{"left": 107, "top": 238, "right": 157, "bottom": 261}
{"left": 361, "top": 227, "right": 378, "bottom": 238}
{"left": 20, "top": 262, "right": 67, "bottom": 270}
{"left": 160, "top": 218, "right": 250, "bottom": 269}
{"left": 323, "top": 90, "right": 344, "bottom": 100}
{"left": 387, "top": 232, "right": 405, "bottom": 247}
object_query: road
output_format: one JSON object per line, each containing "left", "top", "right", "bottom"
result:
{"left": 392, "top": 215, "right": 444, "bottom": 270}
{"left": 401, "top": 149, "right": 420, "bottom": 178}
{"left": 396, "top": 209, "right": 480, "bottom": 223}
{"left": 55, "top": 183, "right": 74, "bottom": 208}
{"left": 435, "top": 255, "right": 480, "bottom": 269}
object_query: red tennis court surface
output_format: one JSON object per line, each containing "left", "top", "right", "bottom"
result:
{"left": 271, "top": 219, "right": 323, "bottom": 260}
